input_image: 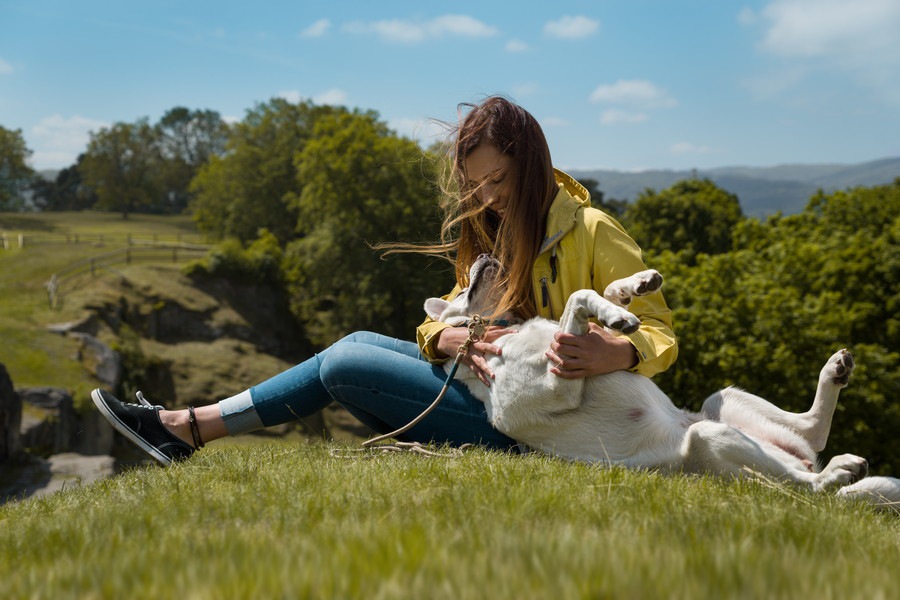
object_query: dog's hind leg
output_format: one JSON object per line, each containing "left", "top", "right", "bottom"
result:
{"left": 558, "top": 289, "right": 641, "bottom": 336}
{"left": 701, "top": 349, "right": 853, "bottom": 452}
{"left": 603, "top": 269, "right": 663, "bottom": 307}
{"left": 679, "top": 420, "right": 819, "bottom": 485}
{"left": 836, "top": 476, "right": 900, "bottom": 511}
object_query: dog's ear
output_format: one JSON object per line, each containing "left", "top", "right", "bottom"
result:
{"left": 424, "top": 298, "right": 450, "bottom": 320}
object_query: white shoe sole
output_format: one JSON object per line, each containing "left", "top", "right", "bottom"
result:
{"left": 91, "top": 389, "right": 173, "bottom": 466}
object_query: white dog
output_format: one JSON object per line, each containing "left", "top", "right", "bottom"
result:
{"left": 425, "top": 255, "right": 900, "bottom": 509}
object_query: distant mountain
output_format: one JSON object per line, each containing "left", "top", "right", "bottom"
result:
{"left": 569, "top": 157, "right": 900, "bottom": 217}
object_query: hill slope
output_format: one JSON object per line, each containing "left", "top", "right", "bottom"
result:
{"left": 570, "top": 156, "right": 900, "bottom": 217}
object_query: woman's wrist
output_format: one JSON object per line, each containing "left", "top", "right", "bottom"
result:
{"left": 603, "top": 335, "right": 639, "bottom": 372}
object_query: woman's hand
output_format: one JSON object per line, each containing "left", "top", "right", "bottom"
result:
{"left": 546, "top": 322, "right": 638, "bottom": 379}
{"left": 435, "top": 325, "right": 517, "bottom": 386}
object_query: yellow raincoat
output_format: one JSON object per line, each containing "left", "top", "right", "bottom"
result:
{"left": 416, "top": 169, "right": 678, "bottom": 378}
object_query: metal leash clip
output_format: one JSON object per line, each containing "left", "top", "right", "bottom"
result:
{"left": 457, "top": 314, "right": 486, "bottom": 358}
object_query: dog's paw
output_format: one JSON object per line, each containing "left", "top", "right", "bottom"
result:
{"left": 606, "top": 312, "right": 641, "bottom": 335}
{"left": 821, "top": 349, "right": 854, "bottom": 387}
{"left": 604, "top": 270, "right": 663, "bottom": 307}
{"left": 814, "top": 453, "right": 868, "bottom": 491}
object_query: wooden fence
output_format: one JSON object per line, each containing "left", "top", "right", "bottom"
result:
{"left": 46, "top": 243, "right": 210, "bottom": 308}
{"left": 1, "top": 231, "right": 205, "bottom": 249}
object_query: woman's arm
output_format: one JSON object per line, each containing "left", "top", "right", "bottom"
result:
{"left": 547, "top": 211, "right": 678, "bottom": 379}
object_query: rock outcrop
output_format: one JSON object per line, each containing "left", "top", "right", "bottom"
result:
{"left": 0, "top": 363, "right": 22, "bottom": 463}
{"left": 18, "top": 387, "right": 114, "bottom": 456}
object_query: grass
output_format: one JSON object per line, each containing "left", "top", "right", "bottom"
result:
{"left": 3, "top": 211, "right": 898, "bottom": 597}
{"left": 0, "top": 212, "right": 207, "bottom": 404}
{"left": 0, "top": 442, "right": 897, "bottom": 599}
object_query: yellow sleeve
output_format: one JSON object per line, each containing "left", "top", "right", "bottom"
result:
{"left": 415, "top": 284, "right": 462, "bottom": 362}
{"left": 592, "top": 215, "right": 678, "bottom": 378}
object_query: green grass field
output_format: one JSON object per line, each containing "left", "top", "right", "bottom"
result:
{"left": 1, "top": 443, "right": 898, "bottom": 599}
{"left": 2, "top": 212, "right": 898, "bottom": 598}
{"left": 0, "top": 211, "right": 205, "bottom": 402}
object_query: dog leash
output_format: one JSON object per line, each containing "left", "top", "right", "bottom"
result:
{"left": 347, "top": 315, "right": 487, "bottom": 454}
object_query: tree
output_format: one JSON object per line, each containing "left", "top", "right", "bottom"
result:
{"left": 648, "top": 181, "right": 900, "bottom": 475}
{"left": 625, "top": 178, "right": 743, "bottom": 259}
{"left": 283, "top": 110, "right": 450, "bottom": 345}
{"left": 30, "top": 153, "right": 96, "bottom": 211}
{"left": 157, "top": 107, "right": 228, "bottom": 213}
{"left": 80, "top": 120, "right": 162, "bottom": 218}
{"left": 0, "top": 126, "right": 36, "bottom": 211}
{"left": 576, "top": 177, "right": 628, "bottom": 219}
{"left": 189, "top": 98, "right": 339, "bottom": 243}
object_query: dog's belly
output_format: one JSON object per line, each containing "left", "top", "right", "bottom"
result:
{"left": 477, "top": 320, "right": 692, "bottom": 465}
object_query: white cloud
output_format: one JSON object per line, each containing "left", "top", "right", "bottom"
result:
{"left": 590, "top": 79, "right": 677, "bottom": 109}
{"left": 278, "top": 90, "right": 303, "bottom": 103}
{"left": 30, "top": 114, "right": 109, "bottom": 169}
{"left": 389, "top": 117, "right": 449, "bottom": 145}
{"left": 670, "top": 142, "right": 712, "bottom": 156}
{"left": 737, "top": 7, "right": 758, "bottom": 26}
{"left": 505, "top": 39, "right": 528, "bottom": 53}
{"left": 739, "top": 67, "right": 805, "bottom": 100}
{"left": 0, "top": 58, "right": 13, "bottom": 74}
{"left": 544, "top": 16, "right": 599, "bottom": 39}
{"left": 300, "top": 19, "right": 331, "bottom": 38}
{"left": 314, "top": 88, "right": 347, "bottom": 106}
{"left": 600, "top": 109, "right": 649, "bottom": 125}
{"left": 758, "top": 0, "right": 900, "bottom": 60}
{"left": 541, "top": 116, "right": 569, "bottom": 127}
{"left": 749, "top": 0, "right": 900, "bottom": 104}
{"left": 278, "top": 89, "right": 348, "bottom": 106}
{"left": 343, "top": 15, "right": 497, "bottom": 44}
{"left": 511, "top": 83, "right": 539, "bottom": 97}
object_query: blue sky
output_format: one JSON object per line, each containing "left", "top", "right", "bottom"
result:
{"left": 2, "top": 0, "right": 899, "bottom": 172}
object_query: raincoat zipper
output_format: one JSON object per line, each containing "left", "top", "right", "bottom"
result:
{"left": 540, "top": 276, "right": 554, "bottom": 315}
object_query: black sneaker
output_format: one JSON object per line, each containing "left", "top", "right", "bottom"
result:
{"left": 92, "top": 389, "right": 194, "bottom": 465}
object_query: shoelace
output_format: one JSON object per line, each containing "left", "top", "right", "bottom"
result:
{"left": 135, "top": 391, "right": 163, "bottom": 410}
{"left": 135, "top": 390, "right": 199, "bottom": 449}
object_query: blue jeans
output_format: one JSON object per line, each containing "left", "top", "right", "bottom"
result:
{"left": 220, "top": 331, "right": 517, "bottom": 449}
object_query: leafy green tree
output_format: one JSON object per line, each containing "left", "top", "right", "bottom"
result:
{"left": 625, "top": 178, "right": 743, "bottom": 259}
{"left": 283, "top": 110, "right": 449, "bottom": 345}
{"left": 190, "top": 99, "right": 338, "bottom": 243}
{"left": 0, "top": 126, "right": 36, "bottom": 211}
{"left": 576, "top": 177, "right": 628, "bottom": 219}
{"left": 157, "top": 107, "right": 228, "bottom": 213}
{"left": 80, "top": 120, "right": 162, "bottom": 218}
{"left": 649, "top": 181, "right": 900, "bottom": 475}
{"left": 31, "top": 153, "right": 96, "bottom": 211}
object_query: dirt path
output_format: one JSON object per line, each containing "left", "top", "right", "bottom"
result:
{"left": 1, "top": 453, "right": 115, "bottom": 503}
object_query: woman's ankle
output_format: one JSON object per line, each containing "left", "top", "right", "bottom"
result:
{"left": 160, "top": 405, "right": 229, "bottom": 448}
{"left": 159, "top": 409, "right": 195, "bottom": 447}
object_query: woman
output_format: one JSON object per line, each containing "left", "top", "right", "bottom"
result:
{"left": 92, "top": 96, "right": 678, "bottom": 465}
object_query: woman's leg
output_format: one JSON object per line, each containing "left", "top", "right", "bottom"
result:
{"left": 319, "top": 339, "right": 516, "bottom": 449}
{"left": 98, "top": 330, "right": 515, "bottom": 463}
{"left": 162, "top": 332, "right": 463, "bottom": 444}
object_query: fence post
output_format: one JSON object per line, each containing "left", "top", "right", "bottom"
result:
{"left": 1, "top": 233, "right": 7, "bottom": 250}
{"left": 18, "top": 234, "right": 24, "bottom": 248}
{"left": 47, "top": 274, "right": 59, "bottom": 309}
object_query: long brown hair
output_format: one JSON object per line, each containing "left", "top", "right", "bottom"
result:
{"left": 452, "top": 96, "right": 557, "bottom": 319}
{"left": 383, "top": 96, "right": 558, "bottom": 319}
